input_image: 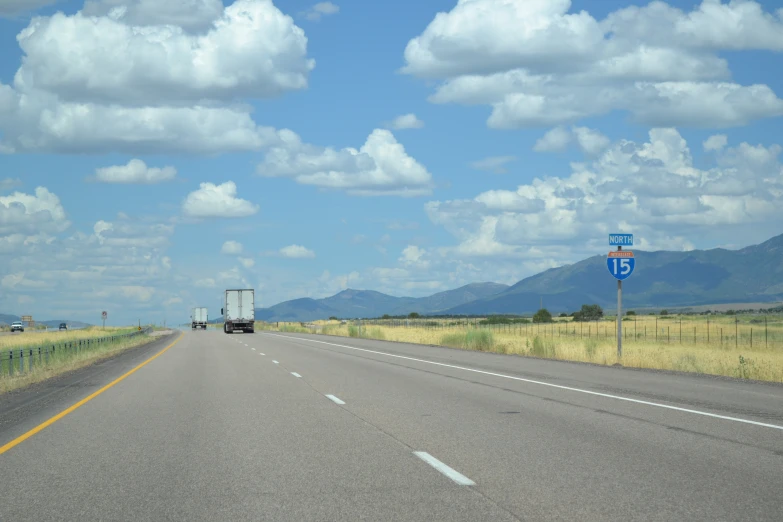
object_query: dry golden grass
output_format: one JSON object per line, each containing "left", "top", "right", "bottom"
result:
{"left": 0, "top": 326, "right": 137, "bottom": 350}
{"left": 269, "top": 318, "right": 783, "bottom": 383}
{"left": 0, "top": 328, "right": 154, "bottom": 394}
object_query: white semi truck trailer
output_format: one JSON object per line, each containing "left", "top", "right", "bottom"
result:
{"left": 191, "top": 307, "right": 208, "bottom": 329}
{"left": 222, "top": 289, "right": 255, "bottom": 334}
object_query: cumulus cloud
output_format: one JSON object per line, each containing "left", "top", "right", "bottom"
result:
{"left": 470, "top": 156, "right": 516, "bottom": 174}
{"left": 194, "top": 278, "right": 216, "bottom": 288}
{"left": 0, "top": 0, "right": 314, "bottom": 154}
{"left": 0, "top": 211, "right": 177, "bottom": 322}
{"left": 258, "top": 128, "right": 434, "bottom": 196}
{"left": 91, "top": 159, "right": 176, "bottom": 184}
{"left": 221, "top": 240, "right": 243, "bottom": 255}
{"left": 534, "top": 126, "right": 610, "bottom": 154}
{"left": 533, "top": 127, "right": 572, "bottom": 152}
{"left": 389, "top": 113, "right": 424, "bottom": 130}
{"left": 704, "top": 134, "right": 728, "bottom": 151}
{"left": 403, "top": 0, "right": 783, "bottom": 129}
{"left": 301, "top": 2, "right": 339, "bottom": 21}
{"left": 280, "top": 245, "right": 316, "bottom": 258}
{"left": 238, "top": 257, "right": 255, "bottom": 268}
{"left": 0, "top": 187, "right": 70, "bottom": 235}
{"left": 427, "top": 128, "right": 783, "bottom": 259}
{"left": 182, "top": 182, "right": 259, "bottom": 218}
{"left": 399, "top": 245, "right": 430, "bottom": 269}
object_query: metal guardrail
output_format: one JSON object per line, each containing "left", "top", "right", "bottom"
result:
{"left": 0, "top": 327, "right": 152, "bottom": 378}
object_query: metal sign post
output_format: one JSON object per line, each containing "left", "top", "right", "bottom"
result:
{"left": 608, "top": 234, "right": 635, "bottom": 360}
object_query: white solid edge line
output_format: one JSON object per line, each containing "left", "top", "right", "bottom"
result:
{"left": 263, "top": 333, "right": 783, "bottom": 431}
{"left": 291, "top": 372, "right": 302, "bottom": 378}
{"left": 326, "top": 394, "right": 345, "bottom": 405}
{"left": 414, "top": 451, "right": 475, "bottom": 486}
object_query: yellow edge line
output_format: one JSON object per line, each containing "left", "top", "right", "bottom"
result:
{"left": 0, "top": 331, "right": 184, "bottom": 456}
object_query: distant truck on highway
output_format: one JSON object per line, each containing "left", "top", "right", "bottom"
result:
{"left": 191, "top": 307, "right": 208, "bottom": 330}
{"left": 221, "top": 289, "right": 254, "bottom": 334}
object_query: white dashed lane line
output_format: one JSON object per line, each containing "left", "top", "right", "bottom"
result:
{"left": 325, "top": 394, "right": 345, "bottom": 405}
{"left": 413, "top": 452, "right": 475, "bottom": 486}
{"left": 259, "top": 353, "right": 265, "bottom": 356}
{"left": 273, "top": 360, "right": 279, "bottom": 364}
{"left": 291, "top": 372, "right": 302, "bottom": 378}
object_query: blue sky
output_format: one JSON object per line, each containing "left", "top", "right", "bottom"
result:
{"left": 1, "top": 0, "right": 782, "bottom": 325}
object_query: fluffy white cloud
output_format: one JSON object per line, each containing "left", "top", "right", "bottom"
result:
{"left": 182, "top": 182, "right": 259, "bottom": 218}
{"left": 194, "top": 278, "right": 216, "bottom": 288}
{"left": 258, "top": 129, "right": 434, "bottom": 196}
{"left": 0, "top": 211, "right": 177, "bottom": 322}
{"left": 470, "top": 156, "right": 516, "bottom": 174}
{"left": 427, "top": 128, "right": 783, "bottom": 260}
{"left": 534, "top": 126, "right": 611, "bottom": 155}
{"left": 301, "top": 2, "right": 339, "bottom": 21}
{"left": 81, "top": 0, "right": 224, "bottom": 32}
{"left": 238, "top": 257, "right": 255, "bottom": 268}
{"left": 91, "top": 159, "right": 176, "bottom": 184}
{"left": 704, "top": 134, "right": 728, "bottom": 151}
{"left": 15, "top": 1, "right": 313, "bottom": 104}
{"left": 389, "top": 113, "right": 424, "bottom": 130}
{"left": 403, "top": 0, "right": 783, "bottom": 129}
{"left": 280, "top": 245, "right": 315, "bottom": 258}
{"left": 0, "top": 187, "right": 70, "bottom": 235}
{"left": 0, "top": 0, "right": 57, "bottom": 16}
{"left": 399, "top": 245, "right": 430, "bottom": 269}
{"left": 0, "top": 0, "right": 314, "bottom": 154}
{"left": 533, "top": 127, "right": 572, "bottom": 152}
{"left": 221, "top": 240, "right": 243, "bottom": 255}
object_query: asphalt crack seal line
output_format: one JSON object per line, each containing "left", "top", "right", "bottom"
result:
{"left": 0, "top": 332, "right": 184, "bottom": 456}
{"left": 263, "top": 333, "right": 783, "bottom": 432}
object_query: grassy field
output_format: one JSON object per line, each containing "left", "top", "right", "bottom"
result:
{"left": 262, "top": 314, "right": 783, "bottom": 383}
{"left": 0, "top": 326, "right": 155, "bottom": 394}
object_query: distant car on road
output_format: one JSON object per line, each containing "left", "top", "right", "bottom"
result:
{"left": 59, "top": 323, "right": 68, "bottom": 331}
{"left": 10, "top": 321, "right": 24, "bottom": 332}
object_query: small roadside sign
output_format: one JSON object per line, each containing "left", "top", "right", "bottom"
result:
{"left": 607, "top": 251, "right": 635, "bottom": 280}
{"left": 609, "top": 234, "right": 633, "bottom": 246}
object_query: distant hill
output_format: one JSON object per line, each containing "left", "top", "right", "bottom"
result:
{"left": 244, "top": 282, "right": 509, "bottom": 323}
{"left": 444, "top": 233, "right": 783, "bottom": 315}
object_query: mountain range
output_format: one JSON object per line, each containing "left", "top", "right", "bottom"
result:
{"left": 247, "top": 232, "right": 783, "bottom": 322}
{"left": 253, "top": 283, "right": 509, "bottom": 322}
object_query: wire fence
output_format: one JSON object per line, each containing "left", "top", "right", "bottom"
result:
{"left": 340, "top": 317, "right": 783, "bottom": 350}
{"left": 0, "top": 327, "right": 151, "bottom": 378}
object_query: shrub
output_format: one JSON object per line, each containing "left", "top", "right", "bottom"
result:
{"left": 533, "top": 308, "right": 553, "bottom": 323}
{"left": 572, "top": 304, "right": 604, "bottom": 322}
{"left": 440, "top": 329, "right": 495, "bottom": 351}
{"left": 408, "top": 312, "right": 420, "bottom": 319}
{"left": 626, "top": 310, "right": 636, "bottom": 316}
{"left": 660, "top": 310, "right": 669, "bottom": 316}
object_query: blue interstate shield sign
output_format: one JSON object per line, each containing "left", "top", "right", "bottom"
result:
{"left": 607, "top": 252, "right": 635, "bottom": 281}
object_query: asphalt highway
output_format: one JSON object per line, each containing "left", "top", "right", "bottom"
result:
{"left": 1, "top": 329, "right": 781, "bottom": 521}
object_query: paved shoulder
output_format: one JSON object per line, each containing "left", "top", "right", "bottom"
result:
{"left": 0, "top": 330, "right": 181, "bottom": 447}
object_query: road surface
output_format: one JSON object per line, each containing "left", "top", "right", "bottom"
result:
{"left": 1, "top": 330, "right": 782, "bottom": 521}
